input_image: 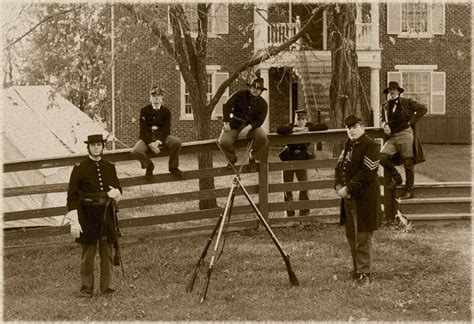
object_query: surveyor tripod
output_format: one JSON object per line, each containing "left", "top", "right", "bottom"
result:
{"left": 186, "top": 140, "right": 299, "bottom": 302}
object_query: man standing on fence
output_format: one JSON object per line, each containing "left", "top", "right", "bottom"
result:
{"left": 380, "top": 81, "right": 427, "bottom": 199}
{"left": 65, "top": 134, "right": 122, "bottom": 297}
{"left": 132, "top": 86, "right": 183, "bottom": 179}
{"left": 276, "top": 109, "right": 328, "bottom": 217}
{"left": 218, "top": 76, "right": 269, "bottom": 171}
{"left": 334, "top": 115, "right": 381, "bottom": 284}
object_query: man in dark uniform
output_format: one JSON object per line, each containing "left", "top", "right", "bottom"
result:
{"left": 277, "top": 109, "right": 328, "bottom": 217}
{"left": 131, "top": 86, "right": 183, "bottom": 179}
{"left": 334, "top": 115, "right": 381, "bottom": 284}
{"left": 66, "top": 134, "right": 122, "bottom": 297}
{"left": 218, "top": 77, "right": 269, "bottom": 170}
{"left": 380, "top": 81, "right": 427, "bottom": 199}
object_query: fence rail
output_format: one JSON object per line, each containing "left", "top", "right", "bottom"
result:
{"left": 4, "top": 128, "right": 391, "bottom": 244}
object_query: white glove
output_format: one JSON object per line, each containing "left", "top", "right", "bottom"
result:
{"left": 148, "top": 140, "right": 161, "bottom": 154}
{"left": 238, "top": 124, "right": 252, "bottom": 139}
{"left": 222, "top": 122, "right": 231, "bottom": 132}
{"left": 66, "top": 210, "right": 82, "bottom": 239}
{"left": 107, "top": 186, "right": 122, "bottom": 202}
{"left": 383, "top": 124, "right": 391, "bottom": 136}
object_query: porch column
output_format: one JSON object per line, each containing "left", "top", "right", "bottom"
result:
{"left": 370, "top": 67, "right": 380, "bottom": 127}
{"left": 254, "top": 3, "right": 270, "bottom": 133}
{"left": 259, "top": 68, "right": 270, "bottom": 132}
{"left": 254, "top": 3, "right": 268, "bottom": 52}
{"left": 371, "top": 0, "right": 380, "bottom": 51}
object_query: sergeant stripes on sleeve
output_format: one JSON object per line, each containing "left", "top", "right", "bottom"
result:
{"left": 363, "top": 156, "right": 379, "bottom": 171}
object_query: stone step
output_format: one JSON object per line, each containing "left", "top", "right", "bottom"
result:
{"left": 395, "top": 197, "right": 471, "bottom": 214}
{"left": 405, "top": 213, "right": 472, "bottom": 222}
{"left": 394, "top": 182, "right": 471, "bottom": 198}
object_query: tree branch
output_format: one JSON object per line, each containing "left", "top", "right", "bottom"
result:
{"left": 3, "top": 6, "right": 79, "bottom": 50}
{"left": 209, "top": 6, "right": 323, "bottom": 109}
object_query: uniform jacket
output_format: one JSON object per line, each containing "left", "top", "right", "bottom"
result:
{"left": 277, "top": 122, "right": 328, "bottom": 161}
{"left": 139, "top": 104, "right": 171, "bottom": 144}
{"left": 222, "top": 89, "right": 268, "bottom": 130}
{"left": 67, "top": 157, "right": 122, "bottom": 244}
{"left": 335, "top": 133, "right": 381, "bottom": 232}
{"left": 380, "top": 97, "right": 427, "bottom": 165}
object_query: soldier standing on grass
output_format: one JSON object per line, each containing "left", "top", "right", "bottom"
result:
{"left": 334, "top": 115, "right": 381, "bottom": 284}
{"left": 276, "top": 109, "right": 328, "bottom": 217}
{"left": 65, "top": 134, "right": 122, "bottom": 297}
{"left": 131, "top": 86, "right": 184, "bottom": 179}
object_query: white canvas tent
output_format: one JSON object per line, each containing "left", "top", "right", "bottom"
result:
{"left": 3, "top": 85, "right": 113, "bottom": 228}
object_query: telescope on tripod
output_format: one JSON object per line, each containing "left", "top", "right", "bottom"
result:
{"left": 186, "top": 140, "right": 300, "bottom": 302}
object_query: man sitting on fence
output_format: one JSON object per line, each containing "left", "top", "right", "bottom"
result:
{"left": 65, "top": 134, "right": 122, "bottom": 297}
{"left": 277, "top": 109, "right": 328, "bottom": 217}
{"left": 334, "top": 115, "right": 381, "bottom": 284}
{"left": 131, "top": 86, "right": 184, "bottom": 180}
{"left": 218, "top": 76, "right": 269, "bottom": 171}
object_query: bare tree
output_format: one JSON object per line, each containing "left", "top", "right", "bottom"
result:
{"left": 123, "top": 3, "right": 321, "bottom": 209}
{"left": 327, "top": 3, "right": 362, "bottom": 129}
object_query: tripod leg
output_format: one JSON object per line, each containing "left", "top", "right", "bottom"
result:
{"left": 186, "top": 213, "right": 224, "bottom": 292}
{"left": 200, "top": 179, "right": 238, "bottom": 302}
{"left": 235, "top": 177, "right": 300, "bottom": 286}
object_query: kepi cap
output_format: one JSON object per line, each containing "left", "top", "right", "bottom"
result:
{"left": 295, "top": 109, "right": 309, "bottom": 118}
{"left": 149, "top": 86, "right": 164, "bottom": 96}
{"left": 344, "top": 115, "right": 363, "bottom": 127}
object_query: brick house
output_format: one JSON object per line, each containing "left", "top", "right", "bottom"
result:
{"left": 112, "top": 2, "right": 471, "bottom": 147}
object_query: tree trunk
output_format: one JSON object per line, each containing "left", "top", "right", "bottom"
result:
{"left": 328, "top": 4, "right": 362, "bottom": 155}
{"left": 194, "top": 109, "right": 218, "bottom": 209}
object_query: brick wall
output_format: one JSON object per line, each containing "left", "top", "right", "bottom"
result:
{"left": 110, "top": 4, "right": 254, "bottom": 147}
{"left": 269, "top": 67, "right": 291, "bottom": 131}
{"left": 379, "top": 3, "right": 471, "bottom": 143}
{"left": 379, "top": 3, "right": 471, "bottom": 118}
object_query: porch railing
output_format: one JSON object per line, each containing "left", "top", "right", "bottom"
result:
{"left": 267, "top": 16, "right": 301, "bottom": 49}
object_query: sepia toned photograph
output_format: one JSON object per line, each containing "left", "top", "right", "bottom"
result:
{"left": 1, "top": 0, "right": 471, "bottom": 321}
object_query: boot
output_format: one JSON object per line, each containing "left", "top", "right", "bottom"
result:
{"left": 380, "top": 154, "right": 402, "bottom": 189}
{"left": 400, "top": 158, "right": 415, "bottom": 199}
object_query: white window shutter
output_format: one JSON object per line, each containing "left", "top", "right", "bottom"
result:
{"left": 211, "top": 4, "right": 229, "bottom": 35}
{"left": 168, "top": 6, "right": 172, "bottom": 35}
{"left": 213, "top": 72, "right": 229, "bottom": 117}
{"left": 431, "top": 2, "right": 445, "bottom": 35}
{"left": 387, "top": 3, "right": 401, "bottom": 34}
{"left": 431, "top": 72, "right": 445, "bottom": 114}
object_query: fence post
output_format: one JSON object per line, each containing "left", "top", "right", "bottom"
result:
{"left": 380, "top": 135, "right": 395, "bottom": 223}
{"left": 258, "top": 145, "right": 270, "bottom": 225}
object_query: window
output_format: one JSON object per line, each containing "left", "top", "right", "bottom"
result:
{"left": 180, "top": 66, "right": 229, "bottom": 120}
{"left": 168, "top": 4, "right": 228, "bottom": 37}
{"left": 401, "top": 2, "right": 428, "bottom": 33}
{"left": 388, "top": 66, "right": 445, "bottom": 114}
{"left": 387, "top": 2, "right": 445, "bottom": 37}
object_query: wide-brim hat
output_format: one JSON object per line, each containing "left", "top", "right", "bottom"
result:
{"left": 84, "top": 134, "right": 107, "bottom": 144}
{"left": 248, "top": 77, "right": 267, "bottom": 91}
{"left": 383, "top": 81, "right": 404, "bottom": 94}
{"left": 344, "top": 114, "right": 363, "bottom": 127}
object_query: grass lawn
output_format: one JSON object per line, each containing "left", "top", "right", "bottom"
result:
{"left": 414, "top": 144, "right": 471, "bottom": 182}
{"left": 3, "top": 222, "right": 471, "bottom": 322}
